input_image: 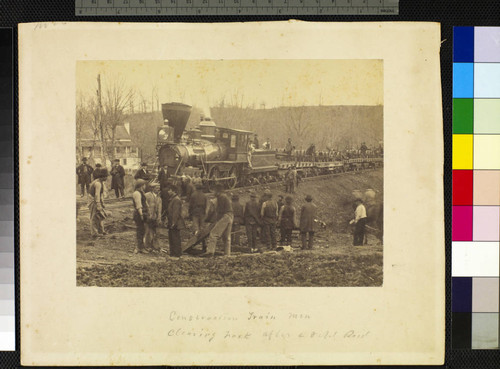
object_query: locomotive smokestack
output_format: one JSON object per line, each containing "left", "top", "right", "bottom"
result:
{"left": 161, "top": 102, "right": 192, "bottom": 143}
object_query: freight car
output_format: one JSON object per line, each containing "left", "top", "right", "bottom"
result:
{"left": 156, "top": 102, "right": 382, "bottom": 189}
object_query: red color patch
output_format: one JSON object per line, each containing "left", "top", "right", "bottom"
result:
{"left": 453, "top": 170, "right": 473, "bottom": 205}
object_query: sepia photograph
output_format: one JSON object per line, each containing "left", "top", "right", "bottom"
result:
{"left": 75, "top": 59, "right": 384, "bottom": 287}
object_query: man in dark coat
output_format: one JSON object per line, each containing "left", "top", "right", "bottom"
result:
{"left": 157, "top": 164, "right": 170, "bottom": 191}
{"left": 231, "top": 194, "right": 244, "bottom": 246}
{"left": 203, "top": 184, "right": 233, "bottom": 257}
{"left": 189, "top": 182, "right": 208, "bottom": 252}
{"left": 278, "top": 195, "right": 296, "bottom": 246}
{"left": 166, "top": 184, "right": 185, "bottom": 257}
{"left": 76, "top": 157, "right": 93, "bottom": 196}
{"left": 253, "top": 134, "right": 260, "bottom": 149}
{"left": 110, "top": 159, "right": 125, "bottom": 198}
{"left": 92, "top": 163, "right": 104, "bottom": 181}
{"left": 299, "top": 194, "right": 317, "bottom": 250}
{"left": 277, "top": 195, "right": 284, "bottom": 213}
{"left": 134, "top": 162, "right": 150, "bottom": 181}
{"left": 244, "top": 192, "right": 262, "bottom": 253}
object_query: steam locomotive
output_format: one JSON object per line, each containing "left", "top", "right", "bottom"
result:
{"left": 156, "top": 102, "right": 382, "bottom": 189}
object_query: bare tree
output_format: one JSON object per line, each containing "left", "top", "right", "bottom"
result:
{"left": 76, "top": 93, "right": 101, "bottom": 164}
{"left": 100, "top": 76, "right": 134, "bottom": 163}
{"left": 280, "top": 106, "right": 313, "bottom": 149}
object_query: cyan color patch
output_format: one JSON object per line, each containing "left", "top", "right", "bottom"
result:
{"left": 453, "top": 63, "right": 474, "bottom": 98}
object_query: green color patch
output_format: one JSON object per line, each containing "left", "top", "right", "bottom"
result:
{"left": 453, "top": 98, "right": 474, "bottom": 134}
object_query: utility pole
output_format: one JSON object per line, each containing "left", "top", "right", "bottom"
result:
{"left": 97, "top": 74, "right": 106, "bottom": 165}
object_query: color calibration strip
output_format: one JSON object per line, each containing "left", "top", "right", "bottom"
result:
{"left": 452, "top": 26, "right": 500, "bottom": 349}
{"left": 0, "top": 28, "right": 14, "bottom": 351}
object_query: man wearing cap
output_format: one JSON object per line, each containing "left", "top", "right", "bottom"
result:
{"left": 166, "top": 184, "right": 185, "bottom": 257}
{"left": 93, "top": 163, "right": 104, "bottom": 181}
{"left": 231, "top": 194, "right": 244, "bottom": 246}
{"left": 134, "top": 162, "right": 150, "bottom": 181}
{"left": 110, "top": 159, "right": 126, "bottom": 198}
{"left": 132, "top": 179, "right": 149, "bottom": 254}
{"left": 244, "top": 192, "right": 262, "bottom": 253}
{"left": 351, "top": 198, "right": 368, "bottom": 246}
{"left": 299, "top": 194, "right": 317, "bottom": 250}
{"left": 88, "top": 168, "right": 108, "bottom": 237}
{"left": 145, "top": 183, "right": 162, "bottom": 252}
{"left": 76, "top": 157, "right": 93, "bottom": 197}
{"left": 203, "top": 184, "right": 233, "bottom": 257}
{"left": 189, "top": 182, "right": 208, "bottom": 252}
{"left": 261, "top": 191, "right": 279, "bottom": 250}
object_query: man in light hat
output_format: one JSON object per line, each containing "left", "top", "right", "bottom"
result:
{"left": 76, "top": 157, "right": 93, "bottom": 197}
{"left": 202, "top": 183, "right": 233, "bottom": 257}
{"left": 243, "top": 192, "right": 261, "bottom": 253}
{"left": 110, "top": 159, "right": 125, "bottom": 198}
{"left": 134, "top": 162, "right": 150, "bottom": 181}
{"left": 145, "top": 182, "right": 162, "bottom": 252}
{"left": 299, "top": 194, "right": 317, "bottom": 250}
{"left": 132, "top": 179, "right": 149, "bottom": 254}
{"left": 88, "top": 168, "right": 109, "bottom": 237}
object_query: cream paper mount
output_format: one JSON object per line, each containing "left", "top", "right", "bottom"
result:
{"left": 19, "top": 21, "right": 444, "bottom": 365}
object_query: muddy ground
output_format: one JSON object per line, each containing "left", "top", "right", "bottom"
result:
{"left": 77, "top": 169, "right": 383, "bottom": 287}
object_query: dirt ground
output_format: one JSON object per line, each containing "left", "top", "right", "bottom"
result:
{"left": 77, "top": 169, "right": 383, "bottom": 287}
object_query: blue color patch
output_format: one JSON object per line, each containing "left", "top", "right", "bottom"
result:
{"left": 453, "top": 63, "right": 474, "bottom": 98}
{"left": 453, "top": 277, "right": 473, "bottom": 312}
{"left": 454, "top": 27, "right": 475, "bottom": 62}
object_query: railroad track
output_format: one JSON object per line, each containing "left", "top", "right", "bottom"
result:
{"left": 77, "top": 167, "right": 381, "bottom": 214}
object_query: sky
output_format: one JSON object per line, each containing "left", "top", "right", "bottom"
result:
{"left": 76, "top": 59, "right": 383, "bottom": 113}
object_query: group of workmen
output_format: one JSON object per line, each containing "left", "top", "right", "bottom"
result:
{"left": 78, "top": 156, "right": 375, "bottom": 257}
{"left": 127, "top": 177, "right": 319, "bottom": 258}
{"left": 81, "top": 164, "right": 319, "bottom": 258}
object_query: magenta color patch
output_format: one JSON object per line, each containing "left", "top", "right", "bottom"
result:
{"left": 453, "top": 206, "right": 473, "bottom": 241}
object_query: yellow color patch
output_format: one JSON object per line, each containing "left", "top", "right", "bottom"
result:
{"left": 453, "top": 134, "right": 473, "bottom": 169}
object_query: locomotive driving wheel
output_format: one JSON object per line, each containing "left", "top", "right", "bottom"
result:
{"left": 227, "top": 166, "right": 238, "bottom": 189}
